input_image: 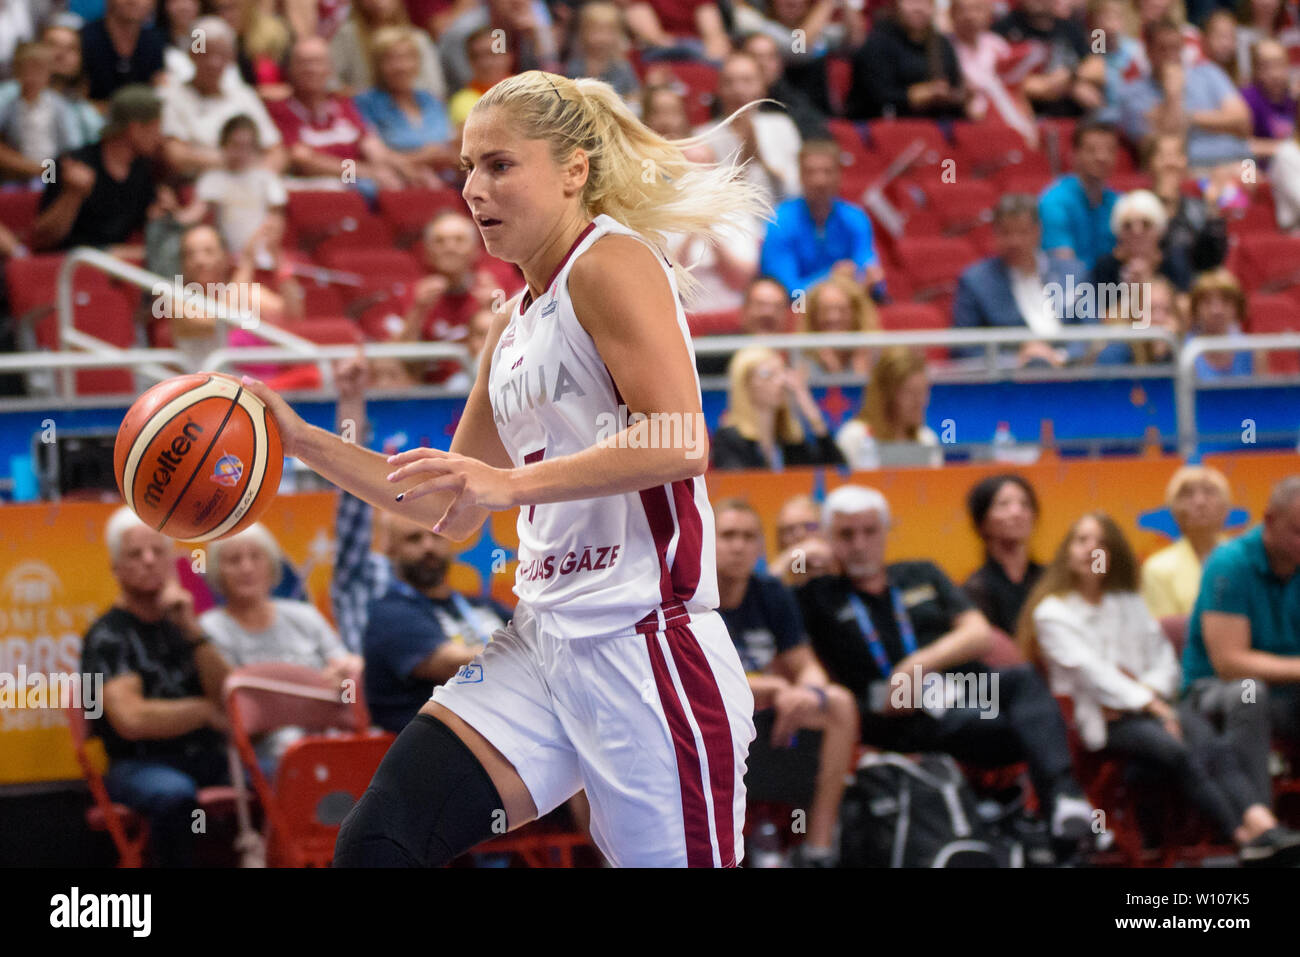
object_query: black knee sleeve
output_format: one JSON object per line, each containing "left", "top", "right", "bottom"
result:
{"left": 333, "top": 714, "right": 505, "bottom": 867}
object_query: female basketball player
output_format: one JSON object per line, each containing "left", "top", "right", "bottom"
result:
{"left": 237, "top": 70, "right": 770, "bottom": 867}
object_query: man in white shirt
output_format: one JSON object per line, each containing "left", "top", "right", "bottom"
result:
{"left": 161, "top": 16, "right": 285, "bottom": 176}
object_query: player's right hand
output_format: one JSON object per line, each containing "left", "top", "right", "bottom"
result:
{"left": 233, "top": 374, "right": 310, "bottom": 459}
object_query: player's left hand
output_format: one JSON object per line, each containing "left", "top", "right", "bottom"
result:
{"left": 386, "top": 448, "right": 518, "bottom": 516}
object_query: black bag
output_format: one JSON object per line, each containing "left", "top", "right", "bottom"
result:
{"left": 838, "top": 752, "right": 1025, "bottom": 867}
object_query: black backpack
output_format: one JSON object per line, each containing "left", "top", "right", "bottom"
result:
{"left": 838, "top": 752, "right": 1026, "bottom": 867}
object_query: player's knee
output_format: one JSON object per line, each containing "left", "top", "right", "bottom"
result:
{"left": 333, "top": 714, "right": 505, "bottom": 868}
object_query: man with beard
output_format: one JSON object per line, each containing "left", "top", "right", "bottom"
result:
{"left": 80, "top": 507, "right": 232, "bottom": 867}
{"left": 361, "top": 509, "right": 512, "bottom": 733}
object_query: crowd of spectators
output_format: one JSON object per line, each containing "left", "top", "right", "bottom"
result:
{"left": 3, "top": 0, "right": 1300, "bottom": 403}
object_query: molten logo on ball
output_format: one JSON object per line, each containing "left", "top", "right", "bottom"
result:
{"left": 211, "top": 452, "right": 244, "bottom": 487}
{"left": 142, "top": 419, "right": 205, "bottom": 509}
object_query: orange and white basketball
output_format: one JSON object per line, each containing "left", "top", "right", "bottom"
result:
{"left": 114, "top": 373, "right": 283, "bottom": 542}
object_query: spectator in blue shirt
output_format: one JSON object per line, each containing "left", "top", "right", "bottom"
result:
{"left": 1182, "top": 477, "right": 1300, "bottom": 828}
{"left": 714, "top": 498, "right": 857, "bottom": 867}
{"left": 362, "top": 510, "right": 511, "bottom": 733}
{"left": 953, "top": 192, "right": 1092, "bottom": 365}
{"left": 759, "top": 140, "right": 886, "bottom": 304}
{"left": 354, "top": 26, "right": 458, "bottom": 182}
{"left": 1116, "top": 18, "right": 1252, "bottom": 172}
{"left": 1038, "top": 118, "right": 1121, "bottom": 271}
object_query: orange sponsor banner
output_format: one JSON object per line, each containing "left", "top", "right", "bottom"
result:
{"left": 1, "top": 450, "right": 1296, "bottom": 786}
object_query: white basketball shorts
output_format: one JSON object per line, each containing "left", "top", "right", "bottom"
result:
{"left": 430, "top": 599, "right": 756, "bottom": 867}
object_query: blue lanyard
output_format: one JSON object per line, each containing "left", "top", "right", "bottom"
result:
{"left": 448, "top": 593, "right": 491, "bottom": 645}
{"left": 846, "top": 588, "right": 917, "bottom": 675}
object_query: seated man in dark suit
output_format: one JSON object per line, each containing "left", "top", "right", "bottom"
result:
{"left": 952, "top": 193, "right": 1093, "bottom": 366}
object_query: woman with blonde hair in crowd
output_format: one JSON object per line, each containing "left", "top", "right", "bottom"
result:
{"left": 331, "top": 0, "right": 447, "bottom": 98}
{"left": 835, "top": 346, "right": 941, "bottom": 470}
{"left": 1141, "top": 465, "right": 1232, "bottom": 618}
{"left": 1020, "top": 511, "right": 1300, "bottom": 863}
{"left": 354, "top": 26, "right": 458, "bottom": 181}
{"left": 199, "top": 522, "right": 363, "bottom": 767}
{"left": 1092, "top": 274, "right": 1186, "bottom": 365}
{"left": 799, "top": 275, "right": 878, "bottom": 376}
{"left": 711, "top": 346, "right": 844, "bottom": 470}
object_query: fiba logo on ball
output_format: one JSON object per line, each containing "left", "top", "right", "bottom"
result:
{"left": 211, "top": 452, "right": 244, "bottom": 488}
{"left": 115, "top": 373, "right": 283, "bottom": 542}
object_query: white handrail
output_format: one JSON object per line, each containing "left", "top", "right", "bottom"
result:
{"left": 1176, "top": 333, "right": 1300, "bottom": 456}
{"left": 56, "top": 246, "right": 320, "bottom": 398}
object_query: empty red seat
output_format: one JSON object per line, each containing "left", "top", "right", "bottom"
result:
{"left": 650, "top": 59, "right": 719, "bottom": 126}
{"left": 952, "top": 121, "right": 1050, "bottom": 180}
{"left": 892, "top": 235, "right": 978, "bottom": 294}
{"left": 310, "top": 217, "right": 395, "bottom": 261}
{"left": 286, "top": 190, "right": 371, "bottom": 247}
{"left": 1109, "top": 172, "right": 1154, "bottom": 193}
{"left": 877, "top": 301, "right": 950, "bottom": 361}
{"left": 867, "top": 119, "right": 948, "bottom": 159}
{"left": 687, "top": 309, "right": 742, "bottom": 336}
{"left": 1246, "top": 293, "right": 1300, "bottom": 373}
{"left": 1236, "top": 234, "right": 1300, "bottom": 292}
{"left": 315, "top": 247, "right": 420, "bottom": 278}
{"left": 298, "top": 282, "right": 348, "bottom": 317}
{"left": 997, "top": 168, "right": 1055, "bottom": 196}
{"left": 280, "top": 316, "right": 363, "bottom": 345}
{"left": 0, "top": 190, "right": 40, "bottom": 241}
{"left": 375, "top": 188, "right": 468, "bottom": 245}
{"left": 1225, "top": 201, "right": 1278, "bottom": 235}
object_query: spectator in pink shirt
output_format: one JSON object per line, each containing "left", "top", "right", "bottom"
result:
{"left": 950, "top": 0, "right": 1039, "bottom": 145}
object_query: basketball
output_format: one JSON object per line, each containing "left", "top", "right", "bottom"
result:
{"left": 114, "top": 372, "right": 283, "bottom": 542}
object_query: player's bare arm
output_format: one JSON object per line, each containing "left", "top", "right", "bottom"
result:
{"left": 386, "top": 236, "right": 707, "bottom": 529}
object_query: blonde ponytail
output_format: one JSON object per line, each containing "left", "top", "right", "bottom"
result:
{"left": 470, "top": 71, "right": 773, "bottom": 306}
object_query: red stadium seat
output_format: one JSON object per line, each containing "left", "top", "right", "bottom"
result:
{"left": 375, "top": 187, "right": 469, "bottom": 246}
{"left": 286, "top": 190, "right": 371, "bottom": 248}
{"left": 280, "top": 316, "right": 364, "bottom": 344}
{"left": 1109, "top": 172, "right": 1154, "bottom": 194}
{"left": 310, "top": 217, "right": 395, "bottom": 260}
{"left": 1246, "top": 293, "right": 1300, "bottom": 373}
{"left": 298, "top": 281, "right": 348, "bottom": 317}
{"left": 952, "top": 120, "right": 1051, "bottom": 181}
{"left": 0, "top": 190, "right": 40, "bottom": 240}
{"left": 933, "top": 180, "right": 999, "bottom": 247}
{"left": 877, "top": 301, "right": 950, "bottom": 361}
{"left": 827, "top": 56, "right": 852, "bottom": 115}
{"left": 867, "top": 118, "right": 949, "bottom": 159}
{"left": 1225, "top": 201, "right": 1278, "bottom": 236}
{"left": 315, "top": 247, "right": 421, "bottom": 279}
{"left": 1237, "top": 234, "right": 1300, "bottom": 292}
{"left": 652, "top": 59, "right": 719, "bottom": 127}
{"left": 997, "top": 168, "right": 1055, "bottom": 196}
{"left": 891, "top": 235, "right": 978, "bottom": 301}
{"left": 224, "top": 663, "right": 375, "bottom": 867}
{"left": 687, "top": 309, "right": 742, "bottom": 336}
{"left": 828, "top": 119, "right": 886, "bottom": 199}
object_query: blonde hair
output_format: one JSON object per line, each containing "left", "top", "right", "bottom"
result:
{"left": 579, "top": 1, "right": 628, "bottom": 50}
{"left": 800, "top": 276, "right": 879, "bottom": 334}
{"left": 1165, "top": 464, "right": 1231, "bottom": 507}
{"left": 470, "top": 70, "right": 773, "bottom": 306}
{"left": 855, "top": 346, "right": 928, "bottom": 440}
{"left": 724, "top": 346, "right": 804, "bottom": 444}
{"left": 205, "top": 522, "right": 283, "bottom": 598}
{"left": 235, "top": 0, "right": 291, "bottom": 63}
{"left": 369, "top": 25, "right": 421, "bottom": 82}
{"left": 1099, "top": 274, "right": 1179, "bottom": 363}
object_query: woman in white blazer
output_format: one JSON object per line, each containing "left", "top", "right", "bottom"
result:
{"left": 1018, "top": 512, "right": 1300, "bottom": 863}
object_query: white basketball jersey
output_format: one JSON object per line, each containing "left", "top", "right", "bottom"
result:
{"left": 488, "top": 214, "right": 719, "bottom": 639}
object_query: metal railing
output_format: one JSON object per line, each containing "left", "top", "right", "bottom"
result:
{"left": 13, "top": 267, "right": 1300, "bottom": 453}
{"left": 54, "top": 247, "right": 319, "bottom": 398}
{"left": 1176, "top": 333, "right": 1300, "bottom": 457}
